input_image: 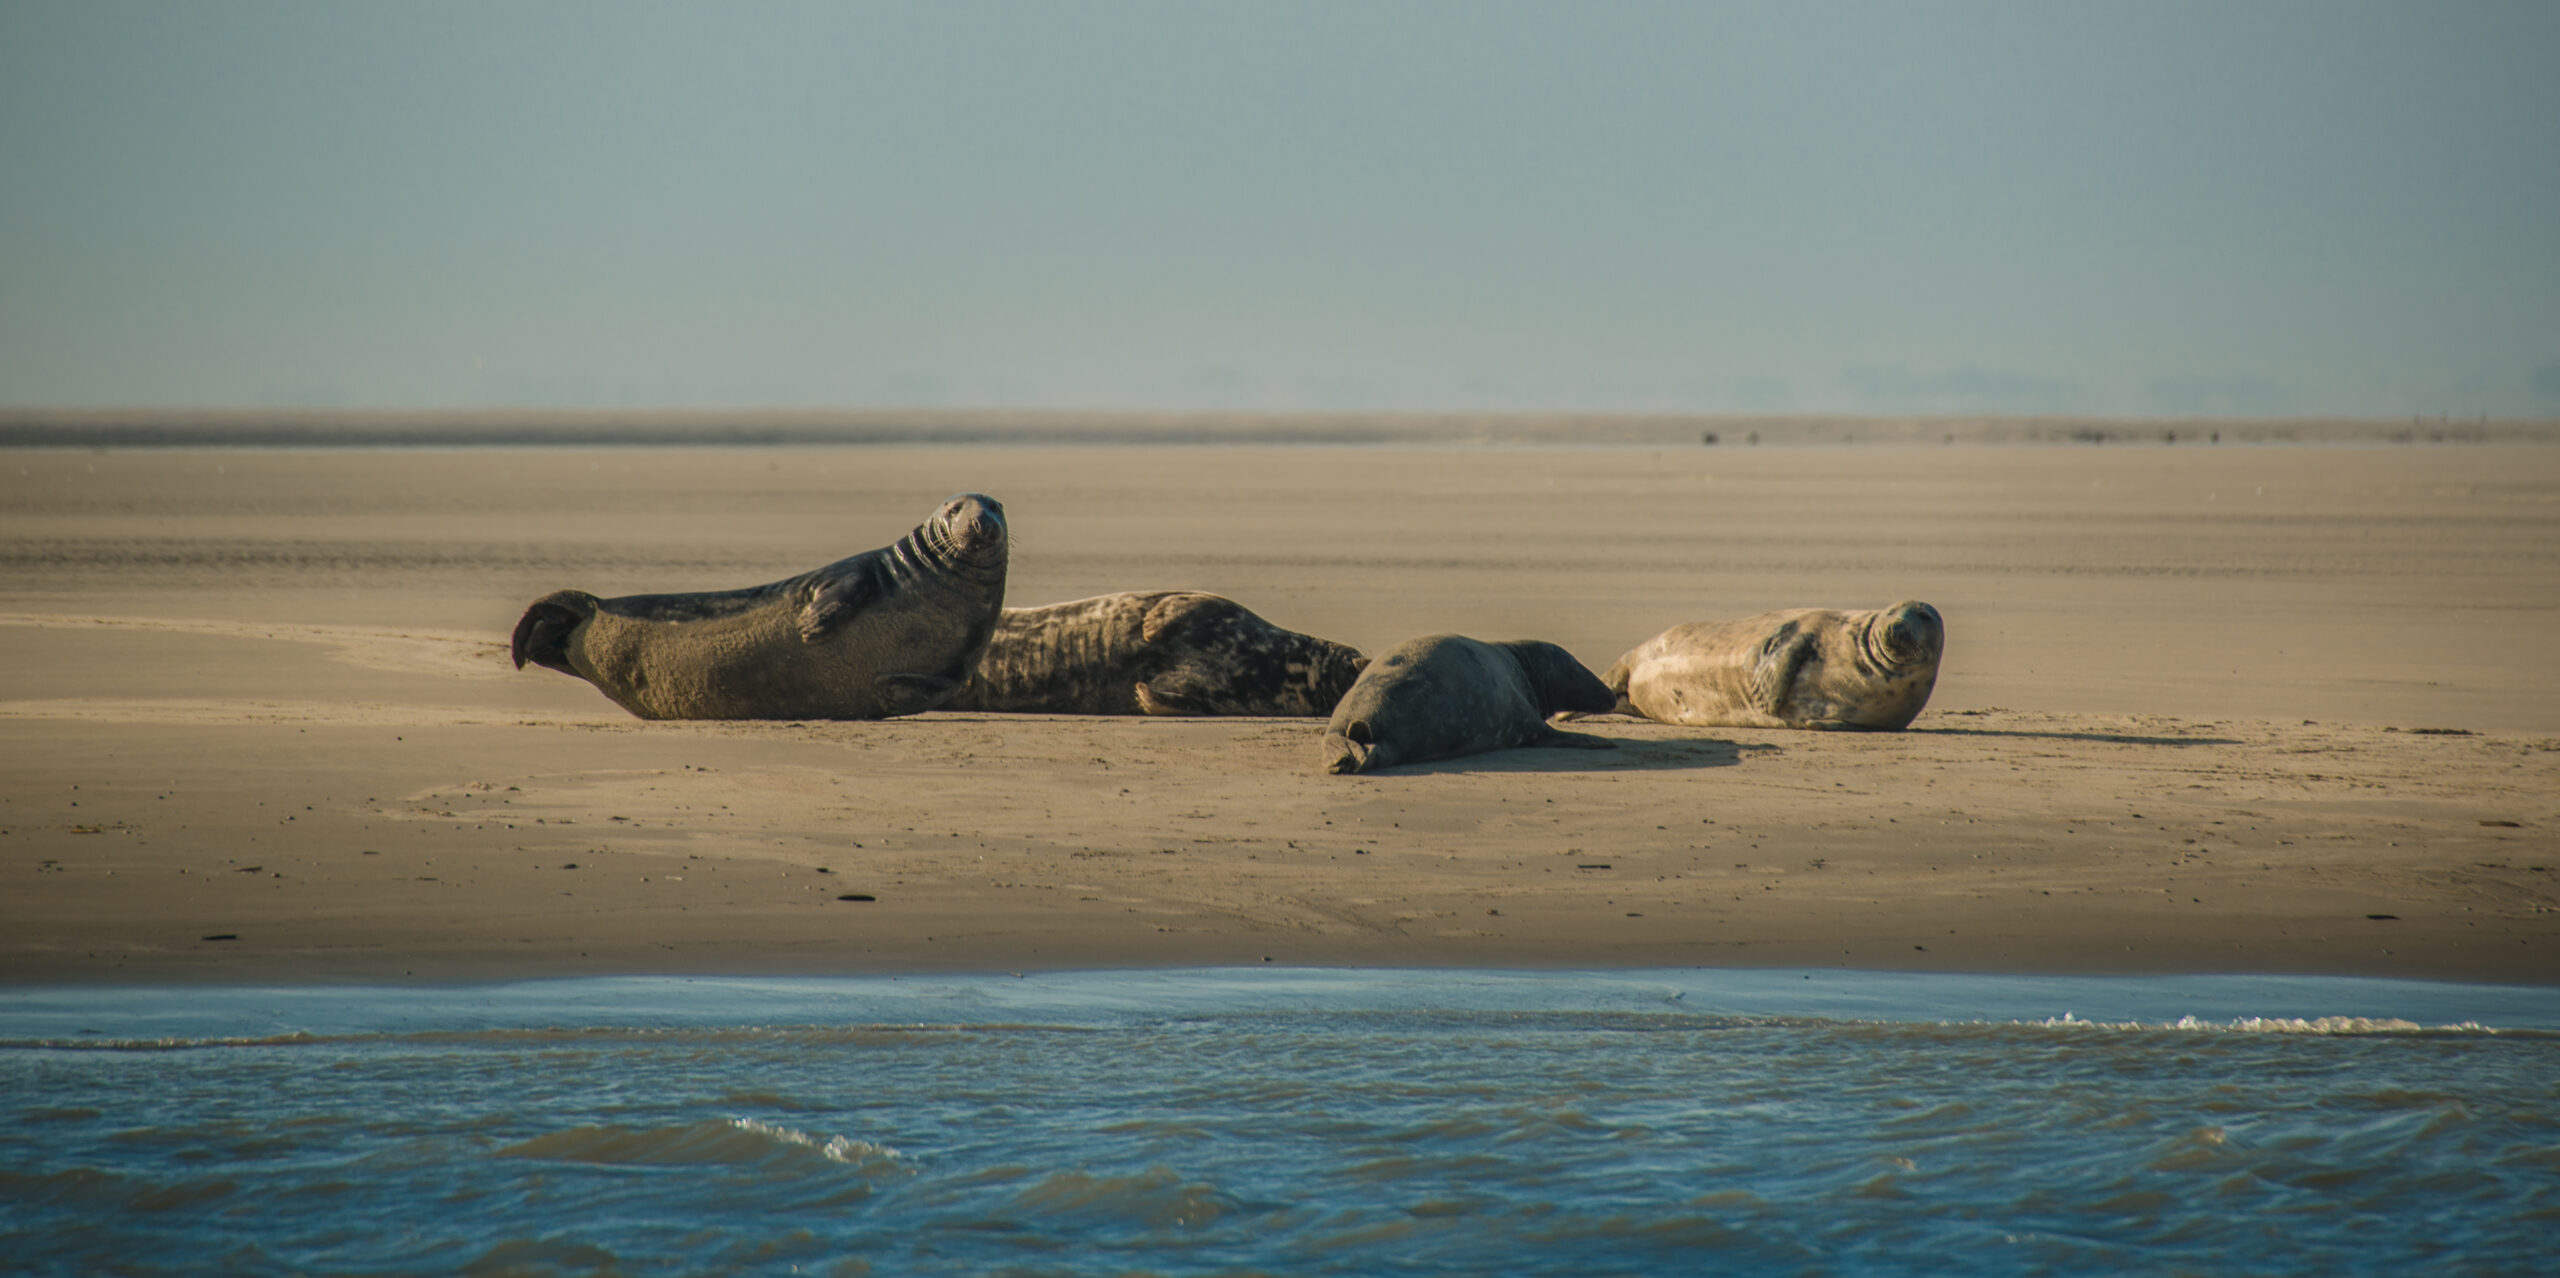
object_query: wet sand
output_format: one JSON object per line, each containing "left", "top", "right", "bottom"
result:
{"left": 3, "top": 440, "right": 2554, "bottom": 983}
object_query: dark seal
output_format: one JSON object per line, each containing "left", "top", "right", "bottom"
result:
{"left": 1321, "top": 634, "right": 1618, "bottom": 774}
{"left": 941, "top": 591, "right": 1368, "bottom": 716}
{"left": 1593, "top": 600, "right": 1943, "bottom": 730}
{"left": 510, "top": 493, "right": 1009, "bottom": 720}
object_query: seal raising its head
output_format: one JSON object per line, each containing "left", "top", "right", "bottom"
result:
{"left": 942, "top": 591, "right": 1367, "bottom": 716}
{"left": 1595, "top": 600, "right": 1943, "bottom": 730}
{"left": 510, "top": 493, "right": 1010, "bottom": 720}
{"left": 1322, "top": 634, "right": 1618, "bottom": 774}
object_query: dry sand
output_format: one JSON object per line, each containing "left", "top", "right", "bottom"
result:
{"left": 3, "top": 440, "right": 2555, "bottom": 984}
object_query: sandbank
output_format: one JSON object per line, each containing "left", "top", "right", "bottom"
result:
{"left": 2, "top": 435, "right": 2553, "bottom": 984}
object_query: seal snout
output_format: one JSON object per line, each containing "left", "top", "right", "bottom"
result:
{"left": 1878, "top": 600, "right": 1944, "bottom": 665}
{"left": 937, "top": 493, "right": 1009, "bottom": 556}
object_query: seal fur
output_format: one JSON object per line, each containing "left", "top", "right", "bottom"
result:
{"left": 1322, "top": 634, "right": 1618, "bottom": 774}
{"left": 510, "top": 493, "right": 1009, "bottom": 720}
{"left": 942, "top": 591, "right": 1368, "bottom": 716}
{"left": 1594, "top": 600, "right": 1943, "bottom": 730}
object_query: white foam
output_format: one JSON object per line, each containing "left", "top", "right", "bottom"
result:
{"left": 729, "top": 1116, "right": 900, "bottom": 1165}
{"left": 2030, "top": 1013, "right": 2483, "bottom": 1035}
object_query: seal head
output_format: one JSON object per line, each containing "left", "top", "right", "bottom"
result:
{"left": 1861, "top": 600, "right": 1944, "bottom": 674}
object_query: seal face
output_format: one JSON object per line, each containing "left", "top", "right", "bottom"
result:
{"left": 1321, "top": 634, "right": 1618, "bottom": 774}
{"left": 1598, "top": 600, "right": 1944, "bottom": 730}
{"left": 941, "top": 591, "right": 1368, "bottom": 716}
{"left": 509, "top": 493, "right": 1010, "bottom": 720}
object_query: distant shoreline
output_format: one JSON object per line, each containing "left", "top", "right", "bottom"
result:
{"left": 2, "top": 407, "right": 2551, "bottom": 449}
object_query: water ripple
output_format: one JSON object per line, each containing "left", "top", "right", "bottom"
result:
{"left": 3, "top": 971, "right": 2556, "bottom": 1275}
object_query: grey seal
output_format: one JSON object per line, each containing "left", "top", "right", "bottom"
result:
{"left": 1594, "top": 600, "right": 1943, "bottom": 730}
{"left": 510, "top": 493, "right": 1009, "bottom": 720}
{"left": 1321, "top": 634, "right": 1618, "bottom": 774}
{"left": 941, "top": 591, "right": 1368, "bottom": 716}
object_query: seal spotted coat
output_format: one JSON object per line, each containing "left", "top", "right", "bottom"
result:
{"left": 1322, "top": 634, "right": 1618, "bottom": 774}
{"left": 941, "top": 591, "right": 1368, "bottom": 716}
{"left": 1594, "top": 601, "right": 1943, "bottom": 730}
{"left": 510, "top": 493, "right": 1009, "bottom": 720}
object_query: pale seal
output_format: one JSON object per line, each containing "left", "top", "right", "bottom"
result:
{"left": 941, "top": 591, "right": 1368, "bottom": 716}
{"left": 1594, "top": 600, "right": 1943, "bottom": 730}
{"left": 509, "top": 493, "right": 1009, "bottom": 720}
{"left": 1322, "top": 634, "right": 1618, "bottom": 774}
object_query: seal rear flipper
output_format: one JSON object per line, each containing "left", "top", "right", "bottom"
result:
{"left": 1530, "top": 726, "right": 1617, "bottom": 751}
{"left": 1752, "top": 628, "right": 1815, "bottom": 717}
{"left": 798, "top": 569, "right": 883, "bottom": 645}
{"left": 1494, "top": 639, "right": 1619, "bottom": 718}
{"left": 873, "top": 672, "right": 959, "bottom": 717}
{"left": 1556, "top": 657, "right": 1635, "bottom": 721}
{"left": 510, "top": 593, "right": 592, "bottom": 676}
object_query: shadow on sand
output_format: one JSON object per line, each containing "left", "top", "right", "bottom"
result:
{"left": 1366, "top": 735, "right": 1775, "bottom": 776}
{"left": 1907, "top": 727, "right": 2242, "bottom": 747}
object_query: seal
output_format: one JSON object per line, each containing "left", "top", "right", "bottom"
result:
{"left": 509, "top": 493, "right": 1009, "bottom": 720}
{"left": 1593, "top": 600, "right": 1943, "bottom": 730}
{"left": 940, "top": 591, "right": 1368, "bottom": 716}
{"left": 1321, "top": 634, "right": 1618, "bottom": 774}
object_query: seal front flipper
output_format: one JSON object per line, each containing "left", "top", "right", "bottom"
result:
{"left": 872, "top": 672, "right": 959, "bottom": 717}
{"left": 1752, "top": 626, "right": 1815, "bottom": 716}
{"left": 1134, "top": 671, "right": 1221, "bottom": 716}
{"left": 1530, "top": 726, "right": 1617, "bottom": 751}
{"left": 797, "top": 567, "right": 884, "bottom": 645}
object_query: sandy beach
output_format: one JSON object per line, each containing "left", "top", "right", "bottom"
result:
{"left": 3, "top": 435, "right": 2554, "bottom": 984}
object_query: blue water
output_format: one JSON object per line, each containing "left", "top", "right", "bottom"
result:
{"left": 6, "top": 969, "right": 2557, "bottom": 1276}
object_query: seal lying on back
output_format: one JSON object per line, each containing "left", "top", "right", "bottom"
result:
{"left": 1322, "top": 635, "right": 1618, "bottom": 774}
{"left": 1594, "top": 601, "right": 1943, "bottom": 730}
{"left": 510, "top": 493, "right": 1009, "bottom": 720}
{"left": 941, "top": 591, "right": 1368, "bottom": 716}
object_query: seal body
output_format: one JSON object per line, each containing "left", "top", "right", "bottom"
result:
{"left": 1600, "top": 601, "right": 1943, "bottom": 730}
{"left": 942, "top": 591, "right": 1368, "bottom": 716}
{"left": 1322, "top": 634, "right": 1618, "bottom": 774}
{"left": 509, "top": 493, "right": 1009, "bottom": 720}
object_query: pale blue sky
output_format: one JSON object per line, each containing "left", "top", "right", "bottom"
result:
{"left": 3, "top": 1, "right": 2554, "bottom": 416}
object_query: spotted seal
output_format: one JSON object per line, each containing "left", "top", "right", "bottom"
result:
{"left": 1593, "top": 601, "right": 1943, "bottom": 730}
{"left": 1321, "top": 634, "right": 1618, "bottom": 774}
{"left": 940, "top": 591, "right": 1367, "bottom": 716}
{"left": 509, "top": 493, "right": 1009, "bottom": 720}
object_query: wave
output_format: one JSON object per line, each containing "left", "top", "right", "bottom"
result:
{"left": 494, "top": 1118, "right": 901, "bottom": 1175}
{"left": 2028, "top": 1012, "right": 2506, "bottom": 1035}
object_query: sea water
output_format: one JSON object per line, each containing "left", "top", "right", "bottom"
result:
{"left": 4, "top": 968, "right": 2555, "bottom": 1276}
